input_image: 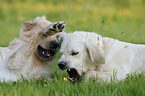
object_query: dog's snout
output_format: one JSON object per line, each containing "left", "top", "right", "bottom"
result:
{"left": 50, "top": 41, "right": 59, "bottom": 48}
{"left": 58, "top": 61, "right": 66, "bottom": 70}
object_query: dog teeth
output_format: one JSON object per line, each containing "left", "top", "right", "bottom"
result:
{"left": 47, "top": 54, "right": 50, "bottom": 56}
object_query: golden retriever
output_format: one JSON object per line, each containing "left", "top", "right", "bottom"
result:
{"left": 0, "top": 16, "right": 65, "bottom": 82}
{"left": 58, "top": 31, "right": 145, "bottom": 82}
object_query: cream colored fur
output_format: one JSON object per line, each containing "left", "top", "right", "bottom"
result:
{"left": 0, "top": 16, "right": 61, "bottom": 82}
{"left": 58, "top": 31, "right": 145, "bottom": 82}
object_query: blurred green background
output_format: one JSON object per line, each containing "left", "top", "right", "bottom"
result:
{"left": 0, "top": 0, "right": 145, "bottom": 47}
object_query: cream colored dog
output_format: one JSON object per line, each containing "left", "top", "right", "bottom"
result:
{"left": 58, "top": 31, "right": 145, "bottom": 82}
{"left": 0, "top": 16, "right": 65, "bottom": 82}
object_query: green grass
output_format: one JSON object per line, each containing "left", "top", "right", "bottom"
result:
{"left": 0, "top": 74, "right": 144, "bottom": 96}
{"left": 0, "top": 0, "right": 145, "bottom": 95}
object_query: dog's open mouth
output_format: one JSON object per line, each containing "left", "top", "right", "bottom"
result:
{"left": 37, "top": 45, "right": 55, "bottom": 61}
{"left": 67, "top": 68, "right": 81, "bottom": 83}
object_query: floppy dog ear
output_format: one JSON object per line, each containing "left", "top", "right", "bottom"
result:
{"left": 87, "top": 36, "right": 105, "bottom": 64}
{"left": 20, "top": 16, "right": 46, "bottom": 41}
{"left": 20, "top": 20, "right": 36, "bottom": 41}
{"left": 23, "top": 21, "right": 35, "bottom": 31}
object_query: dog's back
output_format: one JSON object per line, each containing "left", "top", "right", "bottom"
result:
{"left": 0, "top": 47, "right": 16, "bottom": 82}
{"left": 102, "top": 37, "right": 145, "bottom": 80}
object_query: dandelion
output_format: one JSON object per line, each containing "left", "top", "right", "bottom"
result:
{"left": 63, "top": 77, "right": 67, "bottom": 81}
{"left": 44, "top": 84, "right": 47, "bottom": 87}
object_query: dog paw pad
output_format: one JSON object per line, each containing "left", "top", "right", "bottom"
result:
{"left": 51, "top": 21, "right": 65, "bottom": 33}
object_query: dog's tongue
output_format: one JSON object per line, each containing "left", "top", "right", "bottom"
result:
{"left": 46, "top": 50, "right": 54, "bottom": 61}
{"left": 46, "top": 51, "right": 50, "bottom": 56}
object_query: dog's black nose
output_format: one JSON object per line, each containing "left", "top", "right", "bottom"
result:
{"left": 58, "top": 62, "right": 66, "bottom": 70}
{"left": 50, "top": 41, "right": 59, "bottom": 48}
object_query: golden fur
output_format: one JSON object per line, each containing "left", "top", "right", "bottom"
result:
{"left": 0, "top": 16, "right": 65, "bottom": 82}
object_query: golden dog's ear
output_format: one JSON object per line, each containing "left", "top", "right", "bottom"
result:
{"left": 87, "top": 36, "right": 105, "bottom": 64}
{"left": 20, "top": 20, "right": 36, "bottom": 41}
{"left": 22, "top": 16, "right": 46, "bottom": 32}
{"left": 20, "top": 16, "right": 51, "bottom": 41}
{"left": 23, "top": 21, "right": 35, "bottom": 31}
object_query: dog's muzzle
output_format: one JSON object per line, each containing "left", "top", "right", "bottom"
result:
{"left": 67, "top": 68, "right": 82, "bottom": 84}
{"left": 36, "top": 41, "right": 59, "bottom": 61}
{"left": 58, "top": 62, "right": 83, "bottom": 83}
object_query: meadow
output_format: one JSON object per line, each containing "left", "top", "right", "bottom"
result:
{"left": 0, "top": 0, "right": 145, "bottom": 95}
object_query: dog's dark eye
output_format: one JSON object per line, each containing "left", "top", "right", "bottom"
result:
{"left": 42, "top": 34, "right": 47, "bottom": 38}
{"left": 71, "top": 51, "right": 79, "bottom": 56}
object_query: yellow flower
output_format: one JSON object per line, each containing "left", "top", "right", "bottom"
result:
{"left": 44, "top": 80, "right": 46, "bottom": 82}
{"left": 44, "top": 84, "right": 47, "bottom": 87}
{"left": 63, "top": 77, "right": 67, "bottom": 81}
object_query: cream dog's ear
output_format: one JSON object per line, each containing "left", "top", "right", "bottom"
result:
{"left": 87, "top": 36, "right": 105, "bottom": 64}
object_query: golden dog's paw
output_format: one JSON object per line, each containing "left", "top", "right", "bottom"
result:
{"left": 41, "top": 21, "right": 65, "bottom": 37}
{"left": 49, "top": 21, "right": 65, "bottom": 33}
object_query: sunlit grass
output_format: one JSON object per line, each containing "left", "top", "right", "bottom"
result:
{"left": 0, "top": 73, "right": 144, "bottom": 96}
